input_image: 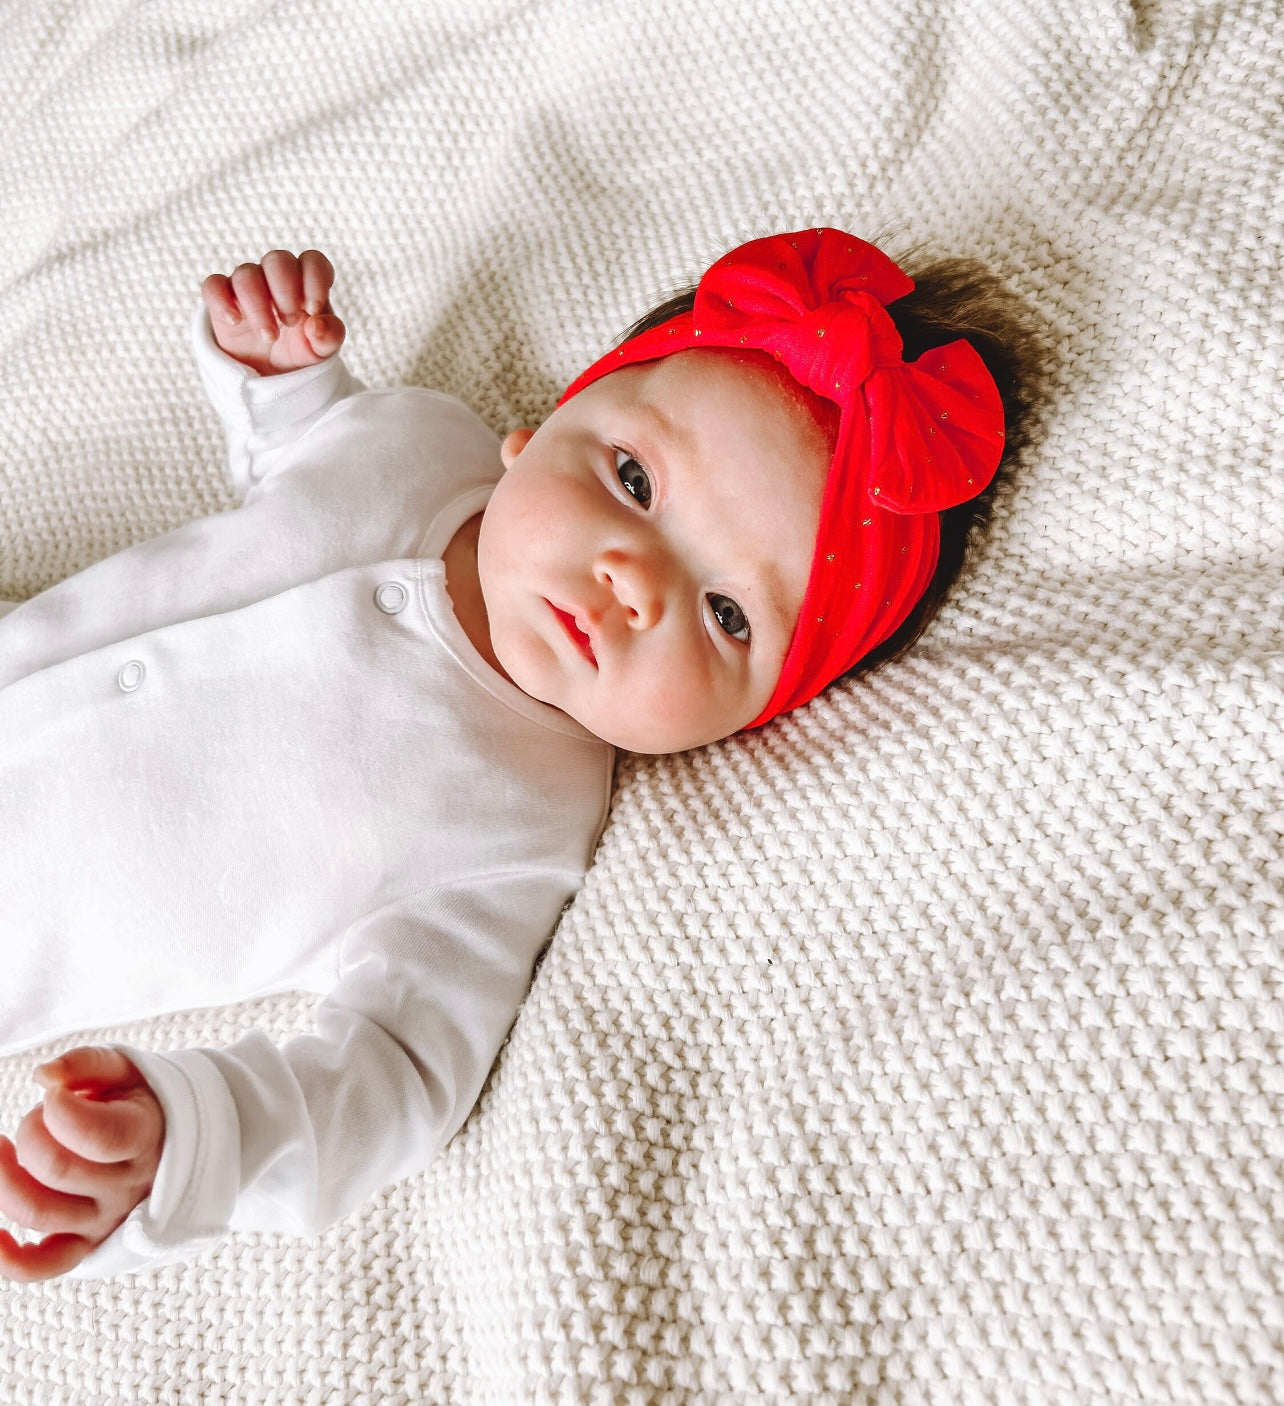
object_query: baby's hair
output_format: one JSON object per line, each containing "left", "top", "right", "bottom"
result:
{"left": 618, "top": 255, "right": 1045, "bottom": 679}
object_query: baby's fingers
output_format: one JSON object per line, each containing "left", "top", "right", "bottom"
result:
{"left": 0, "top": 1227, "right": 93, "bottom": 1284}
{"left": 201, "top": 272, "right": 242, "bottom": 327}
{"left": 36, "top": 1045, "right": 146, "bottom": 1096}
{"left": 260, "top": 249, "right": 306, "bottom": 322}
{"left": 40, "top": 1082, "right": 163, "bottom": 1165}
{"left": 302, "top": 311, "right": 345, "bottom": 361}
{"left": 229, "top": 261, "right": 279, "bottom": 338}
{"left": 14, "top": 1105, "right": 128, "bottom": 1199}
{"left": 299, "top": 249, "right": 335, "bottom": 315}
{"left": 0, "top": 1135, "right": 100, "bottom": 1235}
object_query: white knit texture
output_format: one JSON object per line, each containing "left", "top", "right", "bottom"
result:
{"left": 1, "top": 0, "right": 1281, "bottom": 1401}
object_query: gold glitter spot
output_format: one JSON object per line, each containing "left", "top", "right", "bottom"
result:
{"left": 940, "top": 411, "right": 949, "bottom": 421}
{"left": 727, "top": 299, "right": 734, "bottom": 308}
{"left": 693, "top": 328, "right": 702, "bottom": 337}
{"left": 872, "top": 486, "right": 880, "bottom": 496}
{"left": 826, "top": 553, "right": 835, "bottom": 561}
{"left": 862, "top": 518, "right": 872, "bottom": 526}
{"left": 816, "top": 328, "right": 825, "bottom": 338}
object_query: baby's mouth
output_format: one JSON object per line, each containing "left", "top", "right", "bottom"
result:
{"left": 550, "top": 603, "right": 597, "bottom": 667}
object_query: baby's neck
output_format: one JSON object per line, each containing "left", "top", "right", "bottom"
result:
{"left": 443, "top": 513, "right": 507, "bottom": 679}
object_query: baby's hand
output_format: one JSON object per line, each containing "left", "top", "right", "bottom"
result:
{"left": 0, "top": 1047, "right": 164, "bottom": 1282}
{"left": 202, "top": 248, "right": 345, "bottom": 375}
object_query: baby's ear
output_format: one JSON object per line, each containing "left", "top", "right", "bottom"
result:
{"left": 500, "top": 428, "right": 535, "bottom": 468}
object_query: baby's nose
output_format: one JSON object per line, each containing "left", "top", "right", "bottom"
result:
{"left": 594, "top": 549, "right": 664, "bottom": 629}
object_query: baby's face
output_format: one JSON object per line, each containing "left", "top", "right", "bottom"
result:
{"left": 477, "top": 350, "right": 829, "bottom": 752}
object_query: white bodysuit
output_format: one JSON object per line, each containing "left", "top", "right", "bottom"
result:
{"left": 0, "top": 312, "right": 614, "bottom": 1276}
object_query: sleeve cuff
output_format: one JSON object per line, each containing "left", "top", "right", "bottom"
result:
{"left": 69, "top": 1046, "right": 241, "bottom": 1278}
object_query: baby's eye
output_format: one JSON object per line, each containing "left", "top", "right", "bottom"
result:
{"left": 708, "top": 593, "right": 750, "bottom": 643}
{"left": 614, "top": 449, "right": 652, "bottom": 508}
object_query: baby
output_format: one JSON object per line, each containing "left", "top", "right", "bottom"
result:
{"left": 0, "top": 230, "right": 1032, "bottom": 1280}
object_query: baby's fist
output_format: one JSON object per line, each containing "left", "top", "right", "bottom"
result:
{"left": 0, "top": 1047, "right": 165, "bottom": 1282}
{"left": 203, "top": 248, "right": 344, "bottom": 375}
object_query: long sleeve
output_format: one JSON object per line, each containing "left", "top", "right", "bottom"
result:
{"left": 74, "top": 864, "right": 579, "bottom": 1276}
{"left": 0, "top": 310, "right": 367, "bottom": 687}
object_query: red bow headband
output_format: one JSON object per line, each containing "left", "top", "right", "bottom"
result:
{"left": 560, "top": 229, "right": 1006, "bottom": 727}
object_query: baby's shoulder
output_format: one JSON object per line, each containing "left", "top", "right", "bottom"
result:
{"left": 329, "top": 383, "right": 497, "bottom": 449}
{"left": 264, "top": 385, "right": 502, "bottom": 546}
{"left": 290, "top": 384, "right": 502, "bottom": 497}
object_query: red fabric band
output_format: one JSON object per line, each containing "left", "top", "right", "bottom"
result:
{"left": 559, "top": 229, "right": 1006, "bottom": 727}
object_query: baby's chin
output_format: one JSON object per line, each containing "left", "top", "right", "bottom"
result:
{"left": 499, "top": 649, "right": 754, "bottom": 752}
{"left": 572, "top": 705, "right": 747, "bottom": 756}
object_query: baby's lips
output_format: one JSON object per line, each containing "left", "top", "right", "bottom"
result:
{"left": 551, "top": 603, "right": 598, "bottom": 666}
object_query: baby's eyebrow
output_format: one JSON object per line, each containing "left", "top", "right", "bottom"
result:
{"left": 750, "top": 563, "right": 796, "bottom": 641}
{"left": 630, "top": 394, "right": 695, "bottom": 464}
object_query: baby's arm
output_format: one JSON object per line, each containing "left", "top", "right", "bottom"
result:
{"left": 0, "top": 1048, "right": 164, "bottom": 1282}
{"left": 21, "top": 865, "right": 583, "bottom": 1278}
{"left": 0, "top": 254, "right": 366, "bottom": 691}
{"left": 202, "top": 249, "right": 345, "bottom": 376}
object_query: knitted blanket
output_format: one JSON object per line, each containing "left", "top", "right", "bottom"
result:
{"left": 2, "top": 0, "right": 1281, "bottom": 1401}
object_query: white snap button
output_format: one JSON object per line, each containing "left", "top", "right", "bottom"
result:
{"left": 375, "top": 581, "right": 408, "bottom": 615}
{"left": 117, "top": 660, "right": 146, "bottom": 692}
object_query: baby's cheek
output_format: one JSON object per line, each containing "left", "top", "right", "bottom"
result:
{"left": 636, "top": 655, "right": 745, "bottom": 751}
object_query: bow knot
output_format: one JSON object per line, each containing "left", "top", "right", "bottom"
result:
{"left": 779, "top": 297, "right": 902, "bottom": 402}
{"left": 696, "top": 233, "right": 911, "bottom": 406}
